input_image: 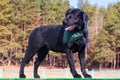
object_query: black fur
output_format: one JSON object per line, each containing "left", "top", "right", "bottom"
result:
{"left": 19, "top": 8, "right": 91, "bottom": 78}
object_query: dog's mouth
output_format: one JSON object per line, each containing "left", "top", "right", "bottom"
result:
{"left": 65, "top": 24, "right": 77, "bottom": 31}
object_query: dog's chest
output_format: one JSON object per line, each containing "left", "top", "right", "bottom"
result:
{"left": 67, "top": 40, "right": 83, "bottom": 52}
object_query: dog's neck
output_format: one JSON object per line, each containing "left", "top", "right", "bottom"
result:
{"left": 63, "top": 28, "right": 85, "bottom": 44}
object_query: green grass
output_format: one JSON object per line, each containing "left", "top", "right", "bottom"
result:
{"left": 0, "top": 78, "right": 120, "bottom": 80}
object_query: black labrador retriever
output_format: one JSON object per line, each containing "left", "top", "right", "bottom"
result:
{"left": 19, "top": 8, "right": 91, "bottom": 78}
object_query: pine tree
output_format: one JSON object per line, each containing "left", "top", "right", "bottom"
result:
{"left": 0, "top": 0, "right": 41, "bottom": 65}
{"left": 40, "top": 0, "right": 70, "bottom": 25}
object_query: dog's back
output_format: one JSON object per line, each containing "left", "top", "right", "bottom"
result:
{"left": 29, "top": 25, "right": 65, "bottom": 53}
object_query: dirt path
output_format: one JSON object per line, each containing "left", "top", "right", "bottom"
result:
{"left": 0, "top": 66, "right": 120, "bottom": 78}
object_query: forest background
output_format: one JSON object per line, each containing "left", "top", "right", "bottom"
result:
{"left": 0, "top": 0, "right": 120, "bottom": 70}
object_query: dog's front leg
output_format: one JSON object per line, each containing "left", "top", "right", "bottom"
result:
{"left": 66, "top": 48, "right": 81, "bottom": 78}
{"left": 78, "top": 47, "right": 92, "bottom": 78}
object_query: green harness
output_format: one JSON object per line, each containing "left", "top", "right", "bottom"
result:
{"left": 63, "top": 29, "right": 85, "bottom": 44}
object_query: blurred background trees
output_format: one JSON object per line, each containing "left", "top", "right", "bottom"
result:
{"left": 0, "top": 0, "right": 119, "bottom": 69}
{"left": 80, "top": 0, "right": 120, "bottom": 69}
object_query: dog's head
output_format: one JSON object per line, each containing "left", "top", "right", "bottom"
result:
{"left": 63, "top": 8, "right": 89, "bottom": 31}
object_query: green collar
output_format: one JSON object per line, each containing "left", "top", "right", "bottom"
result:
{"left": 63, "top": 29, "right": 85, "bottom": 44}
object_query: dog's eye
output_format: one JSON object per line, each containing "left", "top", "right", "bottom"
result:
{"left": 74, "top": 17, "right": 78, "bottom": 20}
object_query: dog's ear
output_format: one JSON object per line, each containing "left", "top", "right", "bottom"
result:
{"left": 81, "top": 11, "right": 89, "bottom": 44}
{"left": 82, "top": 11, "right": 89, "bottom": 24}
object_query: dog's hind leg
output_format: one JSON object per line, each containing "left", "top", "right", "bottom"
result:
{"left": 19, "top": 28, "right": 45, "bottom": 78}
{"left": 34, "top": 44, "right": 48, "bottom": 78}
{"left": 19, "top": 46, "right": 38, "bottom": 78}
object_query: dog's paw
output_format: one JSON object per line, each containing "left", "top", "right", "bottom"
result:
{"left": 34, "top": 74, "right": 40, "bottom": 78}
{"left": 73, "top": 74, "right": 82, "bottom": 78}
{"left": 84, "top": 74, "right": 92, "bottom": 78}
{"left": 19, "top": 74, "right": 26, "bottom": 78}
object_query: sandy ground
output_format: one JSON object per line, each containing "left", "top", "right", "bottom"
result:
{"left": 0, "top": 66, "right": 120, "bottom": 78}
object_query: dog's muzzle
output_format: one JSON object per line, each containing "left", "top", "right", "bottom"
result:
{"left": 65, "top": 25, "right": 77, "bottom": 31}
{"left": 63, "top": 18, "right": 81, "bottom": 31}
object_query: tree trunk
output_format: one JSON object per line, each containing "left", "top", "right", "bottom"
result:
{"left": 2, "top": 19, "right": 5, "bottom": 26}
{"left": 23, "top": 22, "right": 26, "bottom": 52}
{"left": 99, "top": 62, "right": 102, "bottom": 70}
{"left": 113, "top": 57, "right": 116, "bottom": 69}
{"left": 7, "top": 58, "right": 11, "bottom": 66}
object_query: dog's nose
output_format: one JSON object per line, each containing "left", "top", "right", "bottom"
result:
{"left": 63, "top": 19, "right": 67, "bottom": 25}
